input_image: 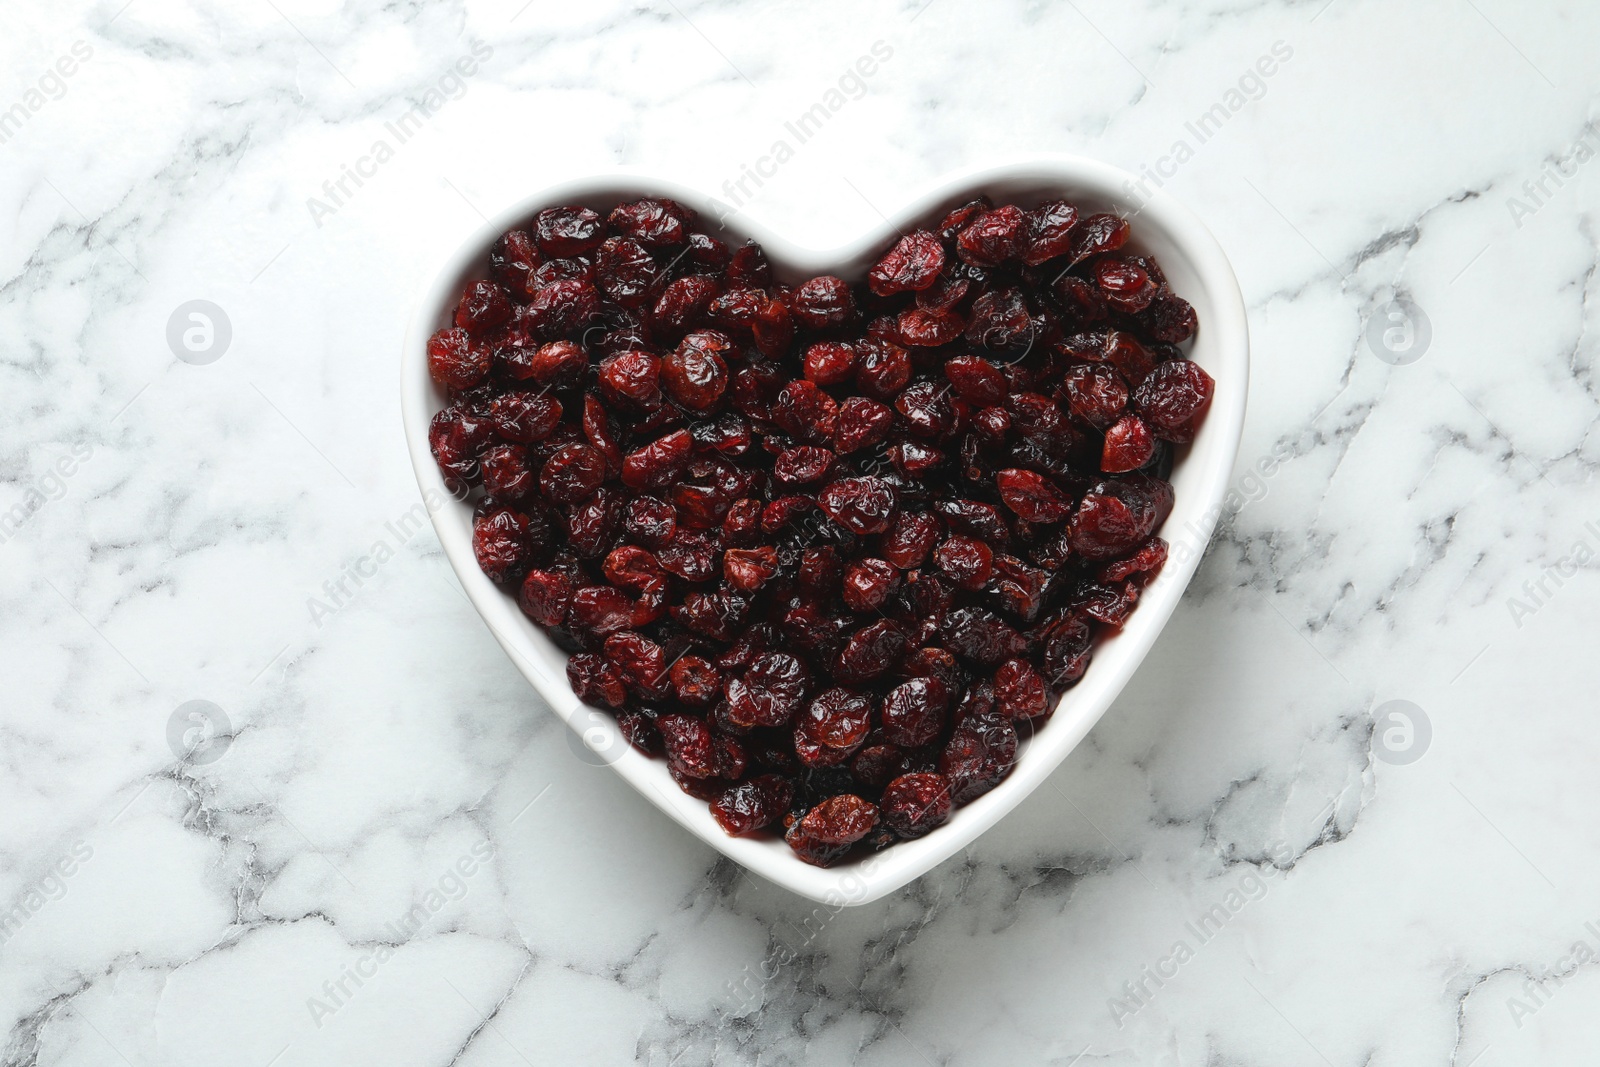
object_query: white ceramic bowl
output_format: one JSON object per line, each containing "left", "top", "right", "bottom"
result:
{"left": 401, "top": 157, "right": 1248, "bottom": 906}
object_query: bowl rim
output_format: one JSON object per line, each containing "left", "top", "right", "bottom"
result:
{"left": 400, "top": 155, "right": 1249, "bottom": 906}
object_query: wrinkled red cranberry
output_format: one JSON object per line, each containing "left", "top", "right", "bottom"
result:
{"left": 712, "top": 774, "right": 794, "bottom": 835}
{"left": 881, "top": 773, "right": 952, "bottom": 837}
{"left": 428, "top": 327, "right": 491, "bottom": 390}
{"left": 786, "top": 794, "right": 879, "bottom": 866}
{"left": 1132, "top": 360, "right": 1214, "bottom": 443}
{"left": 818, "top": 477, "right": 898, "bottom": 535}
{"left": 1101, "top": 415, "right": 1156, "bottom": 473}
{"left": 791, "top": 276, "right": 857, "bottom": 330}
{"left": 957, "top": 206, "right": 1026, "bottom": 267}
{"left": 608, "top": 197, "right": 689, "bottom": 249}
{"left": 534, "top": 206, "right": 603, "bottom": 257}
{"left": 868, "top": 231, "right": 945, "bottom": 296}
{"left": 454, "top": 281, "right": 512, "bottom": 338}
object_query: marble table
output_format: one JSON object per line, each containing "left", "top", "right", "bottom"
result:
{"left": 2, "top": 0, "right": 1596, "bottom": 1063}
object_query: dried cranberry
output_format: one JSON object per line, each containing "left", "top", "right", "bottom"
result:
{"left": 1101, "top": 415, "right": 1156, "bottom": 473}
{"left": 534, "top": 206, "right": 603, "bottom": 257}
{"left": 608, "top": 197, "right": 689, "bottom": 249}
{"left": 427, "top": 327, "right": 491, "bottom": 390}
{"left": 818, "top": 476, "right": 898, "bottom": 535}
{"left": 785, "top": 794, "right": 879, "bottom": 866}
{"left": 711, "top": 774, "right": 794, "bottom": 835}
{"left": 957, "top": 206, "right": 1026, "bottom": 267}
{"left": 472, "top": 507, "right": 530, "bottom": 583}
{"left": 867, "top": 231, "right": 945, "bottom": 296}
{"left": 567, "top": 653, "right": 625, "bottom": 708}
{"left": 1132, "top": 360, "right": 1214, "bottom": 443}
{"left": 803, "top": 341, "right": 857, "bottom": 386}
{"left": 791, "top": 276, "right": 857, "bottom": 330}
{"left": 881, "top": 773, "right": 952, "bottom": 837}
{"left": 834, "top": 396, "right": 895, "bottom": 454}
{"left": 725, "top": 652, "right": 808, "bottom": 728}
{"left": 1021, "top": 200, "right": 1079, "bottom": 265}
{"left": 540, "top": 443, "right": 606, "bottom": 504}
{"left": 995, "top": 658, "right": 1048, "bottom": 719}
{"left": 995, "top": 468, "right": 1073, "bottom": 523}
{"left": 841, "top": 558, "right": 898, "bottom": 612}
{"left": 454, "top": 281, "right": 512, "bottom": 338}
{"left": 594, "top": 237, "right": 660, "bottom": 307}
{"left": 882, "top": 677, "right": 950, "bottom": 746}
{"left": 1069, "top": 213, "right": 1130, "bottom": 263}
{"left": 933, "top": 535, "right": 994, "bottom": 590}
{"left": 940, "top": 715, "right": 1018, "bottom": 803}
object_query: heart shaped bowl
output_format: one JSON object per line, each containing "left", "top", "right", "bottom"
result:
{"left": 401, "top": 157, "right": 1248, "bottom": 905}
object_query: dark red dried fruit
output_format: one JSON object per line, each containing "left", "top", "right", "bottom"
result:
{"left": 488, "top": 391, "right": 562, "bottom": 443}
{"left": 427, "top": 327, "right": 490, "bottom": 390}
{"left": 791, "top": 275, "right": 856, "bottom": 330}
{"left": 567, "top": 653, "right": 625, "bottom": 708}
{"left": 1132, "top": 359, "right": 1214, "bottom": 444}
{"left": 995, "top": 468, "right": 1073, "bottom": 523}
{"left": 725, "top": 652, "right": 808, "bottom": 728}
{"left": 608, "top": 197, "right": 689, "bottom": 249}
{"left": 472, "top": 507, "right": 530, "bottom": 583}
{"left": 803, "top": 341, "right": 857, "bottom": 386}
{"left": 834, "top": 396, "right": 895, "bottom": 454}
{"left": 868, "top": 231, "right": 945, "bottom": 296}
{"left": 785, "top": 794, "right": 879, "bottom": 866}
{"left": 841, "top": 558, "right": 898, "bottom": 613}
{"left": 594, "top": 236, "right": 660, "bottom": 307}
{"left": 995, "top": 658, "right": 1048, "bottom": 719}
{"left": 1021, "top": 199, "right": 1080, "bottom": 265}
{"left": 1069, "top": 476, "right": 1174, "bottom": 560}
{"left": 957, "top": 206, "right": 1026, "bottom": 267}
{"left": 933, "top": 535, "right": 994, "bottom": 590}
{"left": 882, "top": 677, "right": 950, "bottom": 746}
{"left": 454, "top": 281, "right": 512, "bottom": 338}
{"left": 1101, "top": 414, "right": 1156, "bottom": 473}
{"left": 658, "top": 713, "right": 718, "bottom": 778}
{"left": 1069, "top": 213, "right": 1130, "bottom": 263}
{"left": 535, "top": 206, "right": 604, "bottom": 257}
{"left": 943, "top": 355, "right": 1008, "bottom": 407}
{"left": 818, "top": 477, "right": 898, "bottom": 535}
{"left": 940, "top": 715, "right": 1018, "bottom": 803}
{"left": 1062, "top": 363, "right": 1130, "bottom": 429}
{"left": 711, "top": 774, "right": 794, "bottom": 835}
{"left": 880, "top": 773, "right": 952, "bottom": 837}
{"left": 518, "top": 568, "right": 572, "bottom": 626}
{"left": 541, "top": 443, "right": 606, "bottom": 504}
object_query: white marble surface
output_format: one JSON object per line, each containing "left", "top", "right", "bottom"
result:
{"left": 2, "top": 0, "right": 1598, "bottom": 1063}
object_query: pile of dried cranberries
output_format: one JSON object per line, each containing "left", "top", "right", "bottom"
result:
{"left": 428, "top": 195, "right": 1212, "bottom": 866}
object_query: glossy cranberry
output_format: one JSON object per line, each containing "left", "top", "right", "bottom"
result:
{"left": 882, "top": 677, "right": 950, "bottom": 746}
{"left": 1069, "top": 213, "right": 1130, "bottom": 263}
{"left": 1021, "top": 199, "right": 1080, "bottom": 265}
{"left": 834, "top": 396, "right": 895, "bottom": 454}
{"left": 867, "top": 231, "right": 945, "bottom": 295}
{"left": 540, "top": 443, "right": 606, "bottom": 504}
{"left": 881, "top": 773, "right": 952, "bottom": 837}
{"left": 534, "top": 206, "right": 603, "bottom": 257}
{"left": 481, "top": 443, "right": 536, "bottom": 499}
{"left": 597, "top": 350, "right": 662, "bottom": 410}
{"left": 1101, "top": 415, "right": 1156, "bottom": 472}
{"left": 472, "top": 507, "right": 530, "bottom": 583}
{"left": 818, "top": 477, "right": 898, "bottom": 535}
{"left": 957, "top": 206, "right": 1026, "bottom": 267}
{"left": 803, "top": 341, "right": 857, "bottom": 386}
{"left": 933, "top": 535, "right": 994, "bottom": 590}
{"left": 608, "top": 197, "right": 690, "bottom": 249}
{"left": 427, "top": 327, "right": 491, "bottom": 390}
{"left": 995, "top": 468, "right": 1073, "bottom": 523}
{"left": 785, "top": 794, "right": 879, "bottom": 866}
{"left": 454, "top": 281, "right": 512, "bottom": 338}
{"left": 711, "top": 774, "right": 794, "bottom": 835}
{"left": 1132, "top": 360, "right": 1214, "bottom": 444}
{"left": 725, "top": 652, "right": 808, "bottom": 728}
{"left": 943, "top": 355, "right": 1008, "bottom": 407}
{"left": 791, "top": 276, "right": 856, "bottom": 330}
{"left": 841, "top": 558, "right": 898, "bottom": 612}
{"left": 595, "top": 237, "right": 660, "bottom": 307}
{"left": 567, "top": 653, "right": 626, "bottom": 708}
{"left": 995, "top": 658, "right": 1048, "bottom": 719}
